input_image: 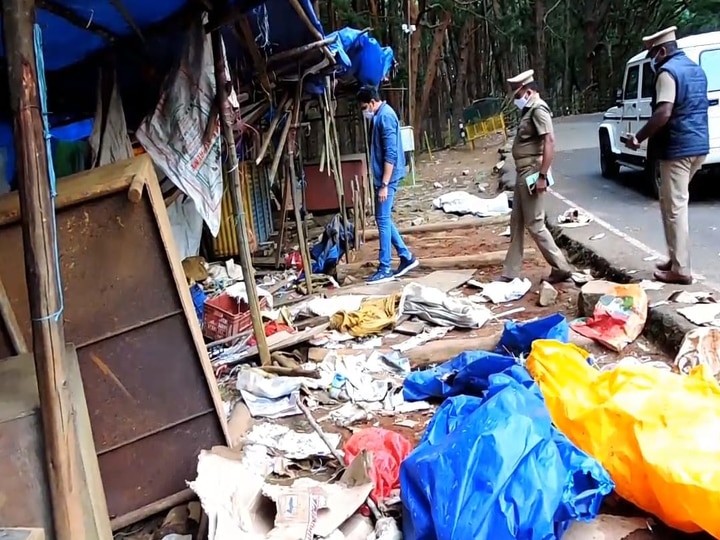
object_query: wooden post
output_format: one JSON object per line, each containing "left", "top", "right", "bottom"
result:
{"left": 1, "top": 1, "right": 92, "bottom": 538}
{"left": 210, "top": 30, "right": 271, "bottom": 366}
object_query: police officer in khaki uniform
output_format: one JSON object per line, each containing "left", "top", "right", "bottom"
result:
{"left": 626, "top": 26, "right": 709, "bottom": 285}
{"left": 501, "top": 69, "right": 572, "bottom": 284}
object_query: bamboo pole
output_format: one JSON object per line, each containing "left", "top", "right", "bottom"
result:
{"left": 1, "top": 2, "right": 93, "bottom": 538}
{"left": 211, "top": 30, "right": 271, "bottom": 367}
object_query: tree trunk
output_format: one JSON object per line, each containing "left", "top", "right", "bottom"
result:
{"left": 530, "top": 0, "right": 547, "bottom": 90}
{"left": 414, "top": 11, "right": 451, "bottom": 144}
{"left": 452, "top": 19, "right": 474, "bottom": 122}
{"left": 408, "top": 0, "right": 421, "bottom": 128}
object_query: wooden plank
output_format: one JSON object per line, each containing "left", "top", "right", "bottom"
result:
{"left": 144, "top": 155, "right": 230, "bottom": 444}
{"left": 330, "top": 269, "right": 477, "bottom": 297}
{"left": 0, "top": 155, "right": 153, "bottom": 227}
{"left": 363, "top": 214, "right": 510, "bottom": 241}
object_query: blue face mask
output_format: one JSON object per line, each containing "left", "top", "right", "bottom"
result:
{"left": 650, "top": 56, "right": 658, "bottom": 73}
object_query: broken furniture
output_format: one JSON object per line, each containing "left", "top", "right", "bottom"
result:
{"left": 0, "top": 156, "right": 228, "bottom": 529}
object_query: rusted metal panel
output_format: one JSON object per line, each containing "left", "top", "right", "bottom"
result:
{"left": 98, "top": 413, "right": 223, "bottom": 519}
{"left": 0, "top": 177, "right": 226, "bottom": 526}
{"left": 303, "top": 154, "right": 368, "bottom": 212}
{"left": 76, "top": 314, "right": 215, "bottom": 452}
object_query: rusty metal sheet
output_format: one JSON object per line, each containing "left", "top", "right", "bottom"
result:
{"left": 0, "top": 413, "right": 53, "bottom": 533}
{"left": 0, "top": 194, "right": 182, "bottom": 353}
{"left": 76, "top": 314, "right": 215, "bottom": 452}
{"left": 303, "top": 154, "right": 367, "bottom": 212}
{"left": 0, "top": 185, "right": 225, "bottom": 527}
{"left": 98, "top": 413, "right": 223, "bottom": 519}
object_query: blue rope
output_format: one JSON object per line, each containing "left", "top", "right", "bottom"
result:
{"left": 32, "top": 24, "right": 64, "bottom": 323}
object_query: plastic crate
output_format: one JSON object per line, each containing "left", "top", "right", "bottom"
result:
{"left": 202, "top": 292, "right": 268, "bottom": 341}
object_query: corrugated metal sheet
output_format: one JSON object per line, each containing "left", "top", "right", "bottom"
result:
{"left": 212, "top": 162, "right": 273, "bottom": 258}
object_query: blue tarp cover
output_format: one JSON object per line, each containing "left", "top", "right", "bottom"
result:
{"left": 400, "top": 315, "right": 613, "bottom": 540}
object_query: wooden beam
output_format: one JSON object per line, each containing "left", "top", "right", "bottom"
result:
{"left": 210, "top": 29, "right": 272, "bottom": 367}
{"left": 36, "top": 0, "right": 117, "bottom": 42}
{"left": 235, "top": 14, "right": 272, "bottom": 93}
{"left": 109, "top": 0, "right": 145, "bottom": 42}
{"left": 1, "top": 1, "right": 95, "bottom": 539}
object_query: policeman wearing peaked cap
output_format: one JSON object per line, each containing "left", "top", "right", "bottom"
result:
{"left": 499, "top": 69, "right": 573, "bottom": 284}
{"left": 624, "top": 26, "right": 709, "bottom": 285}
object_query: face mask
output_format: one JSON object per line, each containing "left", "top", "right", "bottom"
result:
{"left": 363, "top": 109, "right": 374, "bottom": 120}
{"left": 514, "top": 94, "right": 529, "bottom": 110}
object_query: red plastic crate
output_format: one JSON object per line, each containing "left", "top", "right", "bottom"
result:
{"left": 203, "top": 292, "right": 269, "bottom": 341}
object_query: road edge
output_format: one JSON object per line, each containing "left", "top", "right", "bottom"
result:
{"left": 544, "top": 193, "right": 699, "bottom": 355}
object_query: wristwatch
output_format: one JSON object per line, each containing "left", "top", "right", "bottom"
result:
{"left": 539, "top": 173, "right": 547, "bottom": 179}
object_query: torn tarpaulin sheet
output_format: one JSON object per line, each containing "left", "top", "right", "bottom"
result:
{"left": 400, "top": 362, "right": 613, "bottom": 540}
{"left": 495, "top": 313, "right": 569, "bottom": 357}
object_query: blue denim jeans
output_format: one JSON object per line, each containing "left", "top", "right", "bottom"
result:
{"left": 375, "top": 185, "right": 412, "bottom": 272}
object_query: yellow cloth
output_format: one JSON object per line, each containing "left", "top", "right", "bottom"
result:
{"left": 527, "top": 339, "right": 720, "bottom": 536}
{"left": 330, "top": 294, "right": 400, "bottom": 337}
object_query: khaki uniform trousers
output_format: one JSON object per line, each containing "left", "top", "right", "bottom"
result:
{"left": 503, "top": 161, "right": 571, "bottom": 278}
{"left": 658, "top": 155, "right": 706, "bottom": 275}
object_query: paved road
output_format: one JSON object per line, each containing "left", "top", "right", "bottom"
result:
{"left": 551, "top": 113, "right": 720, "bottom": 283}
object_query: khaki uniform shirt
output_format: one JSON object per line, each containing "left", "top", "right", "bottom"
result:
{"left": 655, "top": 71, "right": 677, "bottom": 104}
{"left": 512, "top": 95, "right": 554, "bottom": 165}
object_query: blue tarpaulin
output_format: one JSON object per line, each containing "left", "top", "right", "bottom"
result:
{"left": 400, "top": 315, "right": 613, "bottom": 540}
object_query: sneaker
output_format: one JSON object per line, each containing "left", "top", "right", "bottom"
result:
{"left": 394, "top": 256, "right": 419, "bottom": 278}
{"left": 366, "top": 269, "right": 395, "bottom": 284}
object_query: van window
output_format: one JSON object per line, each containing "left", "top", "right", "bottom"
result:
{"left": 624, "top": 65, "right": 640, "bottom": 100}
{"left": 700, "top": 49, "right": 720, "bottom": 92}
{"left": 641, "top": 62, "right": 655, "bottom": 98}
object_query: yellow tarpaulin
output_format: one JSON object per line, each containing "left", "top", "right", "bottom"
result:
{"left": 527, "top": 339, "right": 720, "bottom": 537}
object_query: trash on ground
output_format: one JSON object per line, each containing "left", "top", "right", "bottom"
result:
{"left": 639, "top": 279, "right": 664, "bottom": 291}
{"left": 527, "top": 339, "right": 720, "bottom": 537}
{"left": 668, "top": 290, "right": 715, "bottom": 304}
{"left": 495, "top": 313, "right": 569, "bottom": 357}
{"left": 467, "top": 277, "right": 532, "bottom": 303}
{"left": 678, "top": 302, "right": 720, "bottom": 326}
{"left": 344, "top": 428, "right": 413, "bottom": 503}
{"left": 538, "top": 281, "right": 558, "bottom": 307}
{"left": 400, "top": 350, "right": 613, "bottom": 539}
{"left": 589, "top": 232, "right": 606, "bottom": 241}
{"left": 675, "top": 327, "right": 720, "bottom": 377}
{"left": 557, "top": 207, "right": 593, "bottom": 228}
{"left": 563, "top": 515, "right": 652, "bottom": 540}
{"left": 431, "top": 191, "right": 510, "bottom": 217}
{"left": 572, "top": 281, "right": 647, "bottom": 352}
{"left": 330, "top": 294, "right": 400, "bottom": 337}
{"left": 399, "top": 283, "right": 493, "bottom": 328}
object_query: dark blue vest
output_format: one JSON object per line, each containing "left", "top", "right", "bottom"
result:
{"left": 650, "top": 50, "right": 709, "bottom": 160}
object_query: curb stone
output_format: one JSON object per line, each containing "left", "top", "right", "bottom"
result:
{"left": 547, "top": 220, "right": 699, "bottom": 356}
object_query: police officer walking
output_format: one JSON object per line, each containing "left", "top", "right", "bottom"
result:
{"left": 501, "top": 70, "right": 573, "bottom": 284}
{"left": 626, "top": 26, "right": 709, "bottom": 285}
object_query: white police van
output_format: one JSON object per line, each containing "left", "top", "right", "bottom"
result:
{"left": 598, "top": 31, "right": 720, "bottom": 198}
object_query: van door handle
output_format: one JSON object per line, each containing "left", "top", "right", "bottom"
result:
{"left": 710, "top": 99, "right": 719, "bottom": 107}
{"left": 631, "top": 103, "right": 637, "bottom": 108}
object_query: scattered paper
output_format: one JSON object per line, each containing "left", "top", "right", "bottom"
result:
{"left": 472, "top": 278, "right": 532, "bottom": 304}
{"left": 589, "top": 233, "right": 606, "bottom": 241}
{"left": 675, "top": 327, "right": 720, "bottom": 377}
{"left": 392, "top": 326, "right": 450, "bottom": 352}
{"left": 557, "top": 208, "right": 593, "bottom": 228}
{"left": 639, "top": 279, "right": 664, "bottom": 291}
{"left": 668, "top": 290, "right": 715, "bottom": 304}
{"left": 678, "top": 303, "right": 720, "bottom": 327}
{"left": 245, "top": 423, "right": 341, "bottom": 460}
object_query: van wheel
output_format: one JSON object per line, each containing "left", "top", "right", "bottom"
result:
{"left": 600, "top": 133, "right": 620, "bottom": 179}
{"left": 646, "top": 159, "right": 661, "bottom": 200}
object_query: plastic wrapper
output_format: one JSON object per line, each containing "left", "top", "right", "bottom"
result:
{"left": 495, "top": 313, "right": 569, "bottom": 356}
{"left": 401, "top": 362, "right": 613, "bottom": 540}
{"left": 344, "top": 428, "right": 412, "bottom": 503}
{"left": 527, "top": 339, "right": 720, "bottom": 536}
{"left": 570, "top": 283, "right": 647, "bottom": 352}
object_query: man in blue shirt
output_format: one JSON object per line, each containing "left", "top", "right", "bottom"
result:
{"left": 358, "top": 85, "right": 418, "bottom": 283}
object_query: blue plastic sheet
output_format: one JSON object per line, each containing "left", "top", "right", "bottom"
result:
{"left": 495, "top": 313, "right": 569, "bottom": 357}
{"left": 328, "top": 28, "right": 395, "bottom": 86}
{"left": 400, "top": 361, "right": 614, "bottom": 540}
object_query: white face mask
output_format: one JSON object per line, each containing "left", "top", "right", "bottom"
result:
{"left": 514, "top": 93, "right": 530, "bottom": 110}
{"left": 363, "top": 108, "right": 374, "bottom": 120}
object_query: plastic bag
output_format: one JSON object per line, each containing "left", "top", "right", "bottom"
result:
{"left": 401, "top": 360, "right": 613, "bottom": 540}
{"left": 570, "top": 283, "right": 647, "bottom": 352}
{"left": 344, "top": 428, "right": 412, "bottom": 503}
{"left": 495, "top": 313, "right": 569, "bottom": 356}
{"left": 527, "top": 339, "right": 720, "bottom": 536}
